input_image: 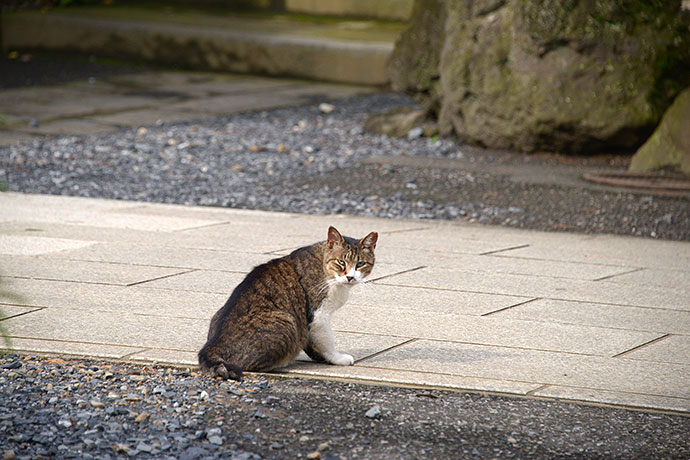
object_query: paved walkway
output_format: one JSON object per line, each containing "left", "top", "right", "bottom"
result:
{"left": 1, "top": 192, "right": 688, "bottom": 414}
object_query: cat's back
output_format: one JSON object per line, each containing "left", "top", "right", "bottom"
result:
{"left": 206, "top": 252, "right": 308, "bottom": 339}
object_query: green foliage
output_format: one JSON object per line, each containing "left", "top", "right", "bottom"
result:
{"left": 0, "top": 278, "right": 22, "bottom": 351}
{"left": 0, "top": 186, "right": 18, "bottom": 349}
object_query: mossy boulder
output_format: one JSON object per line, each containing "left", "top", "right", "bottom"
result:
{"left": 390, "top": 0, "right": 690, "bottom": 154}
{"left": 629, "top": 86, "right": 690, "bottom": 175}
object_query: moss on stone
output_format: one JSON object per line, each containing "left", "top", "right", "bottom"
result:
{"left": 391, "top": 0, "right": 690, "bottom": 154}
{"left": 630, "top": 86, "right": 690, "bottom": 175}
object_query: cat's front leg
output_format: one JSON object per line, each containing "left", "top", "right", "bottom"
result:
{"left": 307, "top": 311, "right": 354, "bottom": 366}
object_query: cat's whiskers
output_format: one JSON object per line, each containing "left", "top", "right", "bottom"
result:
{"left": 308, "top": 277, "right": 336, "bottom": 298}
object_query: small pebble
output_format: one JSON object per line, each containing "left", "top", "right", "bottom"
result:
{"left": 365, "top": 405, "right": 381, "bottom": 419}
{"left": 407, "top": 127, "right": 423, "bottom": 139}
{"left": 208, "top": 435, "right": 223, "bottom": 446}
{"left": 318, "top": 102, "right": 335, "bottom": 114}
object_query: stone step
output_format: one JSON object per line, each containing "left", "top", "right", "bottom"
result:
{"left": 123, "top": 0, "right": 414, "bottom": 21}
{"left": 282, "top": 0, "right": 412, "bottom": 21}
{"left": 2, "top": 6, "right": 406, "bottom": 85}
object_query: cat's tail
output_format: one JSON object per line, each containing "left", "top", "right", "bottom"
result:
{"left": 198, "top": 348, "right": 243, "bottom": 381}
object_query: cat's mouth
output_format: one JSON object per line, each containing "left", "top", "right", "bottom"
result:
{"left": 335, "top": 275, "right": 359, "bottom": 285}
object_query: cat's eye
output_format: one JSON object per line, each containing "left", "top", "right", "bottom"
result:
{"left": 355, "top": 261, "right": 365, "bottom": 269}
{"left": 336, "top": 259, "right": 346, "bottom": 268}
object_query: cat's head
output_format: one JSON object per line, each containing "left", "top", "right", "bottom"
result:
{"left": 323, "top": 226, "right": 377, "bottom": 286}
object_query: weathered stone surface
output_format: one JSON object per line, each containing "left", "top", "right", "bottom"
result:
{"left": 388, "top": 0, "right": 446, "bottom": 112}
{"left": 629, "top": 86, "right": 690, "bottom": 175}
{"left": 390, "top": 0, "right": 690, "bottom": 154}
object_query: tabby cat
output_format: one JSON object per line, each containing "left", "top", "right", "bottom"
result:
{"left": 198, "top": 226, "right": 378, "bottom": 380}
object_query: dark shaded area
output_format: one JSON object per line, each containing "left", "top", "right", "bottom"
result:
{"left": 0, "top": 52, "right": 145, "bottom": 89}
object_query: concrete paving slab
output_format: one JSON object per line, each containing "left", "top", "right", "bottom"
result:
{"left": 295, "top": 331, "right": 412, "bottom": 364}
{"left": 3, "top": 307, "right": 208, "bottom": 350}
{"left": 181, "top": 216, "right": 424, "bottom": 254}
{"left": 129, "top": 348, "right": 199, "bottom": 365}
{"left": 0, "top": 222, "right": 210, "bottom": 247}
{"left": 0, "top": 234, "right": 96, "bottom": 256}
{"left": 43, "top": 242, "right": 273, "bottom": 273}
{"left": 103, "top": 202, "right": 260, "bottom": 222}
{"left": 361, "top": 339, "right": 690, "bottom": 400}
{"left": 159, "top": 80, "right": 364, "bottom": 117}
{"left": 0, "top": 85, "right": 154, "bottom": 122}
{"left": 166, "top": 83, "right": 368, "bottom": 117}
{"left": 1, "top": 278, "right": 226, "bottom": 318}
{"left": 0, "top": 192, "right": 225, "bottom": 231}
{"left": 498, "top": 234, "right": 690, "bottom": 271}
{"left": 378, "top": 226, "right": 534, "bottom": 255}
{"left": 284, "top": 362, "right": 544, "bottom": 395}
{"left": 0, "top": 254, "right": 189, "bottom": 286}
{"left": 621, "top": 335, "right": 690, "bottom": 365}
{"left": 105, "top": 71, "right": 301, "bottom": 97}
{"left": 87, "top": 108, "right": 207, "bottom": 127}
{"left": 139, "top": 270, "right": 247, "bottom": 294}
{"left": 379, "top": 267, "right": 690, "bottom": 310}
{"left": 270, "top": 82, "right": 379, "bottom": 100}
{"left": 159, "top": 221, "right": 323, "bottom": 254}
{"left": 1, "top": 337, "right": 147, "bottom": 359}
{"left": 488, "top": 298, "right": 690, "bottom": 335}
{"left": 0, "top": 305, "right": 42, "bottom": 320}
{"left": 0, "top": 191, "right": 135, "bottom": 211}
{"left": 355, "top": 283, "right": 531, "bottom": 316}
{"left": 14, "top": 118, "right": 120, "bottom": 136}
{"left": 533, "top": 385, "right": 690, "bottom": 414}
{"left": 301, "top": 213, "right": 429, "bottom": 235}
{"left": 373, "top": 247, "right": 636, "bottom": 281}
{"left": 333, "top": 304, "right": 661, "bottom": 356}
{"left": 167, "top": 91, "right": 306, "bottom": 115}
{"left": 0, "top": 220, "right": 298, "bottom": 254}
{"left": 602, "top": 267, "right": 690, "bottom": 289}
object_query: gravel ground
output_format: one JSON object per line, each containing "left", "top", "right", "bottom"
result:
{"left": 1, "top": 92, "right": 689, "bottom": 240}
{"left": 2, "top": 354, "right": 689, "bottom": 460}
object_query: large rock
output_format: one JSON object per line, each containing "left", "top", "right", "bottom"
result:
{"left": 629, "top": 86, "right": 690, "bottom": 175}
{"left": 390, "top": 0, "right": 690, "bottom": 153}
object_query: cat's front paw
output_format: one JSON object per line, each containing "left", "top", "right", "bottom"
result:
{"left": 329, "top": 352, "right": 355, "bottom": 366}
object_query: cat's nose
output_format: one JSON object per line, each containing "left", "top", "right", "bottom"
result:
{"left": 346, "top": 276, "right": 354, "bottom": 282}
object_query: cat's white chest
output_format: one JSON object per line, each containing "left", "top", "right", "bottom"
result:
{"left": 321, "top": 283, "right": 350, "bottom": 314}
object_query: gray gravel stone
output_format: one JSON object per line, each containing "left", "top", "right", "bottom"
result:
{"left": 3, "top": 354, "right": 687, "bottom": 459}
{"left": 365, "top": 405, "right": 381, "bottom": 419}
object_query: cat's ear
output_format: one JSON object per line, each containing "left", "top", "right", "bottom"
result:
{"left": 359, "top": 232, "right": 378, "bottom": 252}
{"left": 327, "top": 226, "right": 345, "bottom": 249}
